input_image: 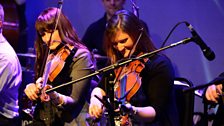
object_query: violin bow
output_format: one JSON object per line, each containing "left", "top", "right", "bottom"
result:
{"left": 39, "top": 0, "right": 64, "bottom": 89}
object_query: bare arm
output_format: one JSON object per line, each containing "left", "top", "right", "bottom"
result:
{"left": 89, "top": 87, "right": 106, "bottom": 118}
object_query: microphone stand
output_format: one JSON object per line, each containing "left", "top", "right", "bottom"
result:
{"left": 46, "top": 37, "right": 192, "bottom": 93}
{"left": 183, "top": 83, "right": 213, "bottom": 93}
{"left": 183, "top": 79, "right": 224, "bottom": 93}
{"left": 45, "top": 37, "right": 192, "bottom": 125}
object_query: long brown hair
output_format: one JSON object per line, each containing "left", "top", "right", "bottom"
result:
{"left": 34, "top": 7, "right": 85, "bottom": 78}
{"left": 104, "top": 10, "right": 157, "bottom": 64}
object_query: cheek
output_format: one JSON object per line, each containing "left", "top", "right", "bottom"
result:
{"left": 41, "top": 36, "right": 47, "bottom": 43}
{"left": 41, "top": 32, "right": 51, "bottom": 42}
{"left": 125, "top": 41, "right": 134, "bottom": 49}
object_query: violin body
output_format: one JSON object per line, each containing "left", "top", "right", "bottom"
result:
{"left": 115, "top": 59, "right": 144, "bottom": 101}
{"left": 47, "top": 44, "right": 73, "bottom": 82}
{"left": 114, "top": 55, "right": 148, "bottom": 126}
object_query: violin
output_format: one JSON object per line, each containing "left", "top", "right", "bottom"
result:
{"left": 22, "top": 44, "right": 74, "bottom": 118}
{"left": 46, "top": 44, "right": 74, "bottom": 82}
{"left": 37, "top": 44, "right": 74, "bottom": 101}
{"left": 115, "top": 58, "right": 146, "bottom": 101}
{"left": 114, "top": 53, "right": 149, "bottom": 126}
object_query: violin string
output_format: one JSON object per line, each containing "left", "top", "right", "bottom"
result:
{"left": 117, "top": 73, "right": 139, "bottom": 101}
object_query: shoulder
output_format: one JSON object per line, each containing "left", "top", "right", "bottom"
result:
{"left": 139, "top": 19, "right": 147, "bottom": 26}
{"left": 0, "top": 41, "right": 19, "bottom": 66}
{"left": 71, "top": 47, "right": 95, "bottom": 69}
{"left": 74, "top": 47, "right": 92, "bottom": 59}
{"left": 139, "top": 19, "right": 149, "bottom": 33}
{"left": 72, "top": 47, "right": 94, "bottom": 65}
{"left": 0, "top": 39, "right": 21, "bottom": 76}
{"left": 149, "top": 54, "right": 172, "bottom": 65}
{"left": 218, "top": 72, "right": 224, "bottom": 77}
{"left": 0, "top": 52, "right": 21, "bottom": 74}
{"left": 144, "top": 54, "right": 173, "bottom": 72}
{"left": 0, "top": 54, "right": 12, "bottom": 69}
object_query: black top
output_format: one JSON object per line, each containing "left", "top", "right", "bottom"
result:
{"left": 98, "top": 54, "right": 180, "bottom": 126}
{"left": 82, "top": 14, "right": 107, "bottom": 56}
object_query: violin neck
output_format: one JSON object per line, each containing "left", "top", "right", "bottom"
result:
{"left": 50, "top": 42, "right": 65, "bottom": 55}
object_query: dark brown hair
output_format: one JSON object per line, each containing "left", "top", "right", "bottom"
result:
{"left": 104, "top": 10, "right": 157, "bottom": 64}
{"left": 34, "top": 7, "right": 85, "bottom": 78}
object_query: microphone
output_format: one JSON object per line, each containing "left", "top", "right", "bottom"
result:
{"left": 185, "top": 22, "right": 215, "bottom": 61}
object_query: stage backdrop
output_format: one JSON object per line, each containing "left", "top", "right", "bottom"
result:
{"left": 25, "top": 0, "right": 224, "bottom": 113}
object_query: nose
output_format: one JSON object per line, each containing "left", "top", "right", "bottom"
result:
{"left": 42, "top": 33, "right": 50, "bottom": 43}
{"left": 116, "top": 43, "right": 125, "bottom": 52}
{"left": 42, "top": 35, "right": 47, "bottom": 42}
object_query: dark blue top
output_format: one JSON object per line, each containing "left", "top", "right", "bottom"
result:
{"left": 98, "top": 54, "right": 180, "bottom": 126}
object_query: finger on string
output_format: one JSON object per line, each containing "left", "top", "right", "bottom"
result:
{"left": 36, "top": 77, "right": 43, "bottom": 89}
{"left": 216, "top": 84, "right": 223, "bottom": 94}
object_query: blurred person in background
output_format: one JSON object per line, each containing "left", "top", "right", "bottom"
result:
{"left": 0, "top": 3, "right": 22, "bottom": 126}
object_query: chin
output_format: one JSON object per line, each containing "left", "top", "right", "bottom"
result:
{"left": 49, "top": 46, "right": 56, "bottom": 50}
{"left": 123, "top": 55, "right": 128, "bottom": 58}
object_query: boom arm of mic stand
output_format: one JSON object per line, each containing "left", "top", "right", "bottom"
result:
{"left": 136, "top": 37, "right": 192, "bottom": 60}
{"left": 45, "top": 37, "right": 193, "bottom": 93}
{"left": 183, "top": 82, "right": 213, "bottom": 93}
{"left": 183, "top": 81, "right": 223, "bottom": 93}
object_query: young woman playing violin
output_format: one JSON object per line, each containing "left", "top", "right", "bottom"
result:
{"left": 24, "top": 7, "right": 96, "bottom": 126}
{"left": 89, "top": 10, "right": 180, "bottom": 126}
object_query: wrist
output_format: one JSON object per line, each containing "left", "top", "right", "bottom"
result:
{"left": 130, "top": 106, "right": 138, "bottom": 116}
{"left": 90, "top": 96, "right": 97, "bottom": 104}
{"left": 51, "top": 92, "right": 64, "bottom": 106}
{"left": 57, "top": 93, "right": 65, "bottom": 107}
{"left": 90, "top": 96, "right": 103, "bottom": 107}
{"left": 50, "top": 91, "right": 59, "bottom": 100}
